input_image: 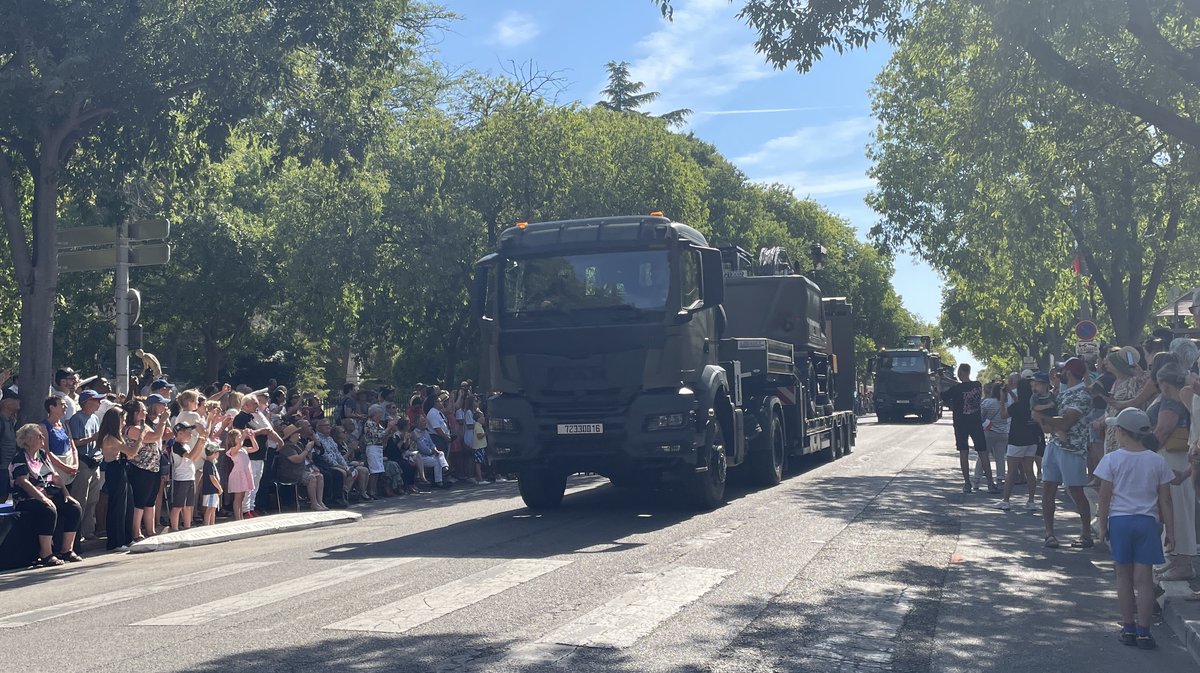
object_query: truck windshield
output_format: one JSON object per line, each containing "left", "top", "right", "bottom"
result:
{"left": 879, "top": 355, "right": 928, "bottom": 373}
{"left": 503, "top": 250, "right": 670, "bottom": 324}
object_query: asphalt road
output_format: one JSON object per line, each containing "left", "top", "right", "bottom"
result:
{"left": 3, "top": 418, "right": 1196, "bottom": 672}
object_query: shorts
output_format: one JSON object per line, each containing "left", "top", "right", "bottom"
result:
{"left": 474, "top": 448, "right": 488, "bottom": 464}
{"left": 365, "top": 445, "right": 385, "bottom": 474}
{"left": 202, "top": 494, "right": 220, "bottom": 509}
{"left": 1040, "top": 443, "right": 1089, "bottom": 486}
{"left": 170, "top": 480, "right": 196, "bottom": 508}
{"left": 1108, "top": 514, "right": 1165, "bottom": 565}
{"left": 953, "top": 422, "right": 988, "bottom": 452}
{"left": 1006, "top": 444, "right": 1038, "bottom": 458}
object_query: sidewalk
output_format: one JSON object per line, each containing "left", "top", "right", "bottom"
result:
{"left": 127, "top": 510, "right": 362, "bottom": 553}
{"left": 933, "top": 473, "right": 1197, "bottom": 672}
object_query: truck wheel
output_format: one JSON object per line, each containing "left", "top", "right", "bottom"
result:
{"left": 749, "top": 410, "right": 784, "bottom": 486}
{"left": 687, "top": 418, "right": 728, "bottom": 510}
{"left": 518, "top": 469, "right": 568, "bottom": 509}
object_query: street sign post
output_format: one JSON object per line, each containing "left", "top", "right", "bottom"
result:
{"left": 56, "top": 219, "right": 170, "bottom": 249}
{"left": 1076, "top": 341, "right": 1099, "bottom": 357}
{"left": 57, "top": 243, "right": 171, "bottom": 273}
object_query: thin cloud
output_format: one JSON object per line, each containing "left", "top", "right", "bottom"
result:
{"left": 488, "top": 11, "right": 540, "bottom": 48}
{"left": 694, "top": 106, "right": 854, "bottom": 116}
{"left": 598, "top": 0, "right": 777, "bottom": 123}
{"left": 734, "top": 117, "right": 875, "bottom": 167}
{"left": 752, "top": 171, "right": 877, "bottom": 198}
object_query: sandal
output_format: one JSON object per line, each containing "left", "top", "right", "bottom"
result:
{"left": 1070, "top": 537, "right": 1095, "bottom": 549}
{"left": 58, "top": 551, "right": 84, "bottom": 563}
{"left": 1044, "top": 535, "right": 1060, "bottom": 548}
{"left": 34, "top": 555, "right": 65, "bottom": 567}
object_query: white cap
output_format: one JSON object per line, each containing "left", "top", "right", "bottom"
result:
{"left": 1020, "top": 369, "right": 1035, "bottom": 380}
{"left": 1105, "top": 407, "right": 1152, "bottom": 434}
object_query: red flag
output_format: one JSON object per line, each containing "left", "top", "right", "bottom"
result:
{"left": 1072, "top": 255, "right": 1082, "bottom": 274}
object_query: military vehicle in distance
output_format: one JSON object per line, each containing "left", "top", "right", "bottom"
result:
{"left": 473, "top": 215, "right": 857, "bottom": 510}
{"left": 869, "top": 336, "right": 945, "bottom": 423}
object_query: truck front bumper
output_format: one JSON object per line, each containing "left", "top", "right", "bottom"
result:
{"left": 485, "top": 391, "right": 705, "bottom": 474}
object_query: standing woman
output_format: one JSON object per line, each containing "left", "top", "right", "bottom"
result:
{"left": 980, "top": 383, "right": 1009, "bottom": 486}
{"left": 42, "top": 396, "right": 79, "bottom": 488}
{"left": 1148, "top": 362, "right": 1194, "bottom": 581}
{"left": 98, "top": 408, "right": 135, "bottom": 551}
{"left": 10, "top": 424, "right": 83, "bottom": 565}
{"left": 123, "top": 400, "right": 167, "bottom": 541}
{"left": 225, "top": 429, "right": 254, "bottom": 520}
{"left": 995, "top": 379, "right": 1040, "bottom": 512}
{"left": 362, "top": 406, "right": 396, "bottom": 498}
{"left": 1104, "top": 348, "right": 1146, "bottom": 454}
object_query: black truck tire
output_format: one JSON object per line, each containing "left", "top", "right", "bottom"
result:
{"left": 518, "top": 469, "right": 568, "bottom": 509}
{"left": 687, "top": 418, "right": 728, "bottom": 510}
{"left": 748, "top": 408, "right": 784, "bottom": 486}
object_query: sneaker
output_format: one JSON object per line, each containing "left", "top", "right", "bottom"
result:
{"left": 464, "top": 478, "right": 479, "bottom": 485}
{"left": 963, "top": 482, "right": 973, "bottom": 493}
{"left": 1136, "top": 633, "right": 1157, "bottom": 650}
{"left": 987, "top": 484, "right": 1001, "bottom": 494}
{"left": 1023, "top": 501, "right": 1038, "bottom": 512}
{"left": 1119, "top": 629, "right": 1137, "bottom": 647}
{"left": 991, "top": 500, "right": 1012, "bottom": 510}
{"left": 115, "top": 545, "right": 130, "bottom": 553}
{"left": 494, "top": 477, "right": 508, "bottom": 483}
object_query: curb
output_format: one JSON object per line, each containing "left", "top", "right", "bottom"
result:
{"left": 128, "top": 510, "right": 363, "bottom": 553}
{"left": 1160, "top": 579, "right": 1200, "bottom": 665}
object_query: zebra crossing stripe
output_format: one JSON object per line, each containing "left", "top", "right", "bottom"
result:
{"left": 0, "top": 562, "right": 275, "bottom": 628}
{"left": 132, "top": 557, "right": 415, "bottom": 626}
{"left": 324, "top": 558, "right": 572, "bottom": 633}
{"left": 536, "top": 565, "right": 733, "bottom": 649}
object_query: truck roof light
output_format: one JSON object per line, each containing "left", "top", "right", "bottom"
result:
{"left": 516, "top": 221, "right": 528, "bottom": 229}
{"left": 649, "top": 211, "right": 665, "bottom": 217}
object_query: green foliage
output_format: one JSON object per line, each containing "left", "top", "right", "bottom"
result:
{"left": 597, "top": 61, "right": 692, "bottom": 128}
{"left": 868, "top": 0, "right": 1200, "bottom": 369}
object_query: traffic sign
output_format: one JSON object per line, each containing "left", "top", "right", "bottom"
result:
{"left": 1076, "top": 341, "right": 1099, "bottom": 357}
{"left": 1074, "top": 320, "right": 1099, "bottom": 341}
{"left": 58, "top": 243, "right": 171, "bottom": 273}
{"left": 57, "top": 219, "right": 170, "bottom": 249}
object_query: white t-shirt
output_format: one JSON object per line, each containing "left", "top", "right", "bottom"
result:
{"left": 170, "top": 451, "right": 197, "bottom": 481}
{"left": 426, "top": 408, "right": 450, "bottom": 436}
{"left": 1094, "top": 448, "right": 1175, "bottom": 520}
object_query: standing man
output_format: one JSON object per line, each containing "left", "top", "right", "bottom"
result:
{"left": 0, "top": 389, "right": 19, "bottom": 503}
{"left": 51, "top": 367, "right": 80, "bottom": 422}
{"left": 1035, "top": 357, "right": 1095, "bottom": 548}
{"left": 69, "top": 390, "right": 105, "bottom": 540}
{"left": 942, "top": 363, "right": 998, "bottom": 494}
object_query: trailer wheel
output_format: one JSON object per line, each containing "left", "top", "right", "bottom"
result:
{"left": 687, "top": 418, "right": 728, "bottom": 510}
{"left": 518, "top": 469, "right": 568, "bottom": 509}
{"left": 748, "top": 408, "right": 784, "bottom": 486}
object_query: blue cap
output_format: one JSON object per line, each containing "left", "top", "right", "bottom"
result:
{"left": 1033, "top": 372, "right": 1051, "bottom": 384}
{"left": 150, "top": 379, "right": 175, "bottom": 391}
{"left": 78, "top": 389, "right": 105, "bottom": 403}
{"left": 145, "top": 393, "right": 167, "bottom": 406}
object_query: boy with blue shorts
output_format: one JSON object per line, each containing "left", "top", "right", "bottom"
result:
{"left": 1095, "top": 407, "right": 1176, "bottom": 650}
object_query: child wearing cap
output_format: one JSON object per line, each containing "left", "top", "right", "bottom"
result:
{"left": 1095, "top": 407, "right": 1176, "bottom": 650}
{"left": 1030, "top": 373, "right": 1068, "bottom": 447}
{"left": 167, "top": 423, "right": 204, "bottom": 531}
{"left": 200, "top": 443, "right": 223, "bottom": 526}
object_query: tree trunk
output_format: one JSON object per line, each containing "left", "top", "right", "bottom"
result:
{"left": 16, "top": 153, "right": 61, "bottom": 424}
{"left": 202, "top": 331, "right": 224, "bottom": 384}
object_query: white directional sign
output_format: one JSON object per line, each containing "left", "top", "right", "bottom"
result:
{"left": 1075, "top": 341, "right": 1099, "bottom": 357}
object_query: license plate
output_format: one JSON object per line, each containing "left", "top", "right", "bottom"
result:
{"left": 557, "top": 423, "right": 603, "bottom": 435}
{"left": 896, "top": 400, "right": 910, "bottom": 404}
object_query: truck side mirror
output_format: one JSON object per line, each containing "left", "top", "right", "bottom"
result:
{"left": 700, "top": 247, "right": 724, "bottom": 309}
{"left": 471, "top": 258, "right": 496, "bottom": 320}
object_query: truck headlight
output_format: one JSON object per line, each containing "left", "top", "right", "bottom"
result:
{"left": 645, "top": 412, "right": 692, "bottom": 432}
{"left": 488, "top": 417, "right": 520, "bottom": 433}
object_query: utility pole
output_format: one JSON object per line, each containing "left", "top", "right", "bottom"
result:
{"left": 115, "top": 219, "right": 130, "bottom": 396}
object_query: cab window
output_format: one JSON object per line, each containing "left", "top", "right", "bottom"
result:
{"left": 680, "top": 249, "right": 702, "bottom": 309}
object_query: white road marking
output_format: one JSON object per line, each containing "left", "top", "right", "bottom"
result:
{"left": 0, "top": 562, "right": 275, "bottom": 628}
{"left": 132, "top": 557, "right": 414, "bottom": 626}
{"left": 532, "top": 565, "right": 734, "bottom": 650}
{"left": 324, "top": 558, "right": 572, "bottom": 633}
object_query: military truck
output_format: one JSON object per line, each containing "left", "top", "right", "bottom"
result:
{"left": 868, "top": 336, "right": 944, "bottom": 423}
{"left": 472, "top": 215, "right": 856, "bottom": 510}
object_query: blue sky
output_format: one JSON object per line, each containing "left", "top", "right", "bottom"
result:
{"left": 433, "top": 0, "right": 978, "bottom": 370}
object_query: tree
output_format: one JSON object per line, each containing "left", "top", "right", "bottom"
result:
{"left": 0, "top": 0, "right": 410, "bottom": 420}
{"left": 654, "top": 0, "right": 1200, "bottom": 152}
{"left": 867, "top": 1, "right": 1200, "bottom": 352}
{"left": 597, "top": 61, "right": 693, "bottom": 127}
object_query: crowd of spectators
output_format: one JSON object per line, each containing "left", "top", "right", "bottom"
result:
{"left": 0, "top": 370, "right": 496, "bottom": 569}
